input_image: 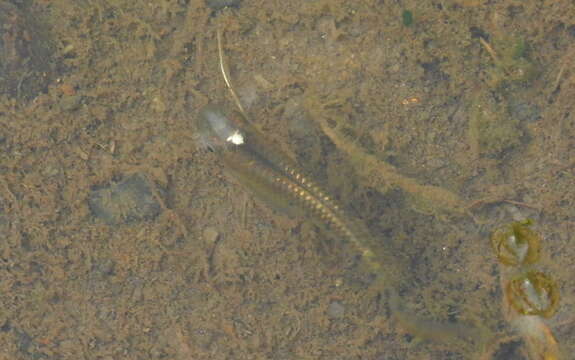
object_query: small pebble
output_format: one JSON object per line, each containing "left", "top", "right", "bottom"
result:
{"left": 205, "top": 0, "right": 242, "bottom": 11}
{"left": 202, "top": 227, "right": 220, "bottom": 245}
{"left": 88, "top": 173, "right": 162, "bottom": 225}
{"left": 327, "top": 301, "right": 346, "bottom": 319}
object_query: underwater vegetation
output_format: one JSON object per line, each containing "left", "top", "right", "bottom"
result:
{"left": 479, "top": 36, "right": 540, "bottom": 89}
{"left": 491, "top": 220, "right": 561, "bottom": 360}
{"left": 467, "top": 36, "right": 541, "bottom": 161}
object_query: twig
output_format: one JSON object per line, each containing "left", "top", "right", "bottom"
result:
{"left": 217, "top": 27, "right": 246, "bottom": 117}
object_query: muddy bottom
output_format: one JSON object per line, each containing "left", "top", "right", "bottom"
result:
{"left": 0, "top": 1, "right": 574, "bottom": 359}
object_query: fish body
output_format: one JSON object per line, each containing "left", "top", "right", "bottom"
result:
{"left": 197, "top": 104, "right": 386, "bottom": 274}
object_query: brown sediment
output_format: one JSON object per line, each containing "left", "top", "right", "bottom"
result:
{"left": 306, "top": 96, "right": 469, "bottom": 217}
